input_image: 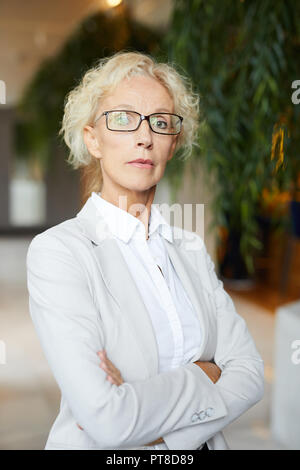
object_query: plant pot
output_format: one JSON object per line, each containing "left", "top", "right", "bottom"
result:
{"left": 290, "top": 200, "right": 300, "bottom": 238}
{"left": 219, "top": 228, "right": 255, "bottom": 289}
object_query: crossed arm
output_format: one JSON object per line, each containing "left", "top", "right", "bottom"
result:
{"left": 76, "top": 352, "right": 222, "bottom": 446}
{"left": 27, "top": 232, "right": 264, "bottom": 449}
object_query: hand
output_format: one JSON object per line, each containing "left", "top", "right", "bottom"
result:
{"left": 76, "top": 349, "right": 124, "bottom": 431}
{"left": 194, "top": 360, "right": 222, "bottom": 384}
{"left": 145, "top": 437, "right": 165, "bottom": 446}
{"left": 97, "top": 349, "right": 125, "bottom": 386}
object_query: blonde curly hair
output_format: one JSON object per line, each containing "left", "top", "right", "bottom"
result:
{"left": 60, "top": 50, "right": 201, "bottom": 204}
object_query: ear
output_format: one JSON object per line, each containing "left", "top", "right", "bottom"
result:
{"left": 83, "top": 125, "right": 102, "bottom": 159}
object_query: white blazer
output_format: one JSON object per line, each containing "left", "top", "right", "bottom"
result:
{"left": 26, "top": 195, "right": 264, "bottom": 450}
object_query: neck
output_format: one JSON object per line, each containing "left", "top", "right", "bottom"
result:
{"left": 100, "top": 185, "right": 156, "bottom": 240}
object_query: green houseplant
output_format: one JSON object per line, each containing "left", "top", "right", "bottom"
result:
{"left": 163, "top": 0, "right": 300, "bottom": 278}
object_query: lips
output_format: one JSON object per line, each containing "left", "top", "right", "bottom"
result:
{"left": 127, "top": 158, "right": 154, "bottom": 165}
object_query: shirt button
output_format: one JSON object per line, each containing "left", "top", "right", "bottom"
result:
{"left": 198, "top": 410, "right": 206, "bottom": 421}
{"left": 191, "top": 413, "right": 199, "bottom": 423}
{"left": 205, "top": 407, "right": 214, "bottom": 417}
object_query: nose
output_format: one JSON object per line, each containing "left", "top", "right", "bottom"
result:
{"left": 135, "top": 118, "right": 153, "bottom": 149}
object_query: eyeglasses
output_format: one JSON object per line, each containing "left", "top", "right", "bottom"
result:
{"left": 94, "top": 110, "right": 183, "bottom": 135}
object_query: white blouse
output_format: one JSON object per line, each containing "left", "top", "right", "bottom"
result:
{"left": 91, "top": 191, "right": 203, "bottom": 449}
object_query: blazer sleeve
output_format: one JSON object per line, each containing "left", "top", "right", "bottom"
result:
{"left": 162, "top": 239, "right": 265, "bottom": 450}
{"left": 26, "top": 232, "right": 228, "bottom": 449}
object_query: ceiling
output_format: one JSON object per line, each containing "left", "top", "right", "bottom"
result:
{"left": 0, "top": 0, "right": 173, "bottom": 105}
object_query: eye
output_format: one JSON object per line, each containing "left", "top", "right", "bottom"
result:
{"left": 151, "top": 115, "right": 168, "bottom": 129}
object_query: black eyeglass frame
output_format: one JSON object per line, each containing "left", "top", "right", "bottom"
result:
{"left": 94, "top": 110, "right": 183, "bottom": 135}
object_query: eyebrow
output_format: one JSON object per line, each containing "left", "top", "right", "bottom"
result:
{"left": 110, "top": 104, "right": 173, "bottom": 113}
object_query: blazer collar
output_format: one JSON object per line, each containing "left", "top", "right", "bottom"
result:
{"left": 75, "top": 196, "right": 209, "bottom": 376}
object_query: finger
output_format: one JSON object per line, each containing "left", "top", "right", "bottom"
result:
{"left": 98, "top": 354, "right": 117, "bottom": 376}
{"left": 97, "top": 350, "right": 105, "bottom": 360}
{"left": 97, "top": 353, "right": 113, "bottom": 372}
{"left": 103, "top": 357, "right": 122, "bottom": 378}
{"left": 100, "top": 362, "right": 120, "bottom": 383}
{"left": 107, "top": 375, "right": 117, "bottom": 384}
{"left": 107, "top": 374, "right": 123, "bottom": 386}
{"left": 97, "top": 351, "right": 124, "bottom": 384}
{"left": 103, "top": 366, "right": 123, "bottom": 386}
{"left": 97, "top": 350, "right": 115, "bottom": 370}
{"left": 97, "top": 351, "right": 121, "bottom": 377}
{"left": 100, "top": 358, "right": 122, "bottom": 380}
{"left": 106, "top": 373, "right": 120, "bottom": 385}
{"left": 97, "top": 350, "right": 107, "bottom": 359}
{"left": 100, "top": 360, "right": 117, "bottom": 377}
{"left": 99, "top": 354, "right": 114, "bottom": 369}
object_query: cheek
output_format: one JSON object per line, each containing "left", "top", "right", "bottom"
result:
{"left": 102, "top": 132, "right": 124, "bottom": 151}
{"left": 160, "top": 138, "right": 176, "bottom": 158}
{"left": 100, "top": 133, "right": 129, "bottom": 166}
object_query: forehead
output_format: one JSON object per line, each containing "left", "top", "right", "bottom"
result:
{"left": 102, "top": 75, "right": 174, "bottom": 111}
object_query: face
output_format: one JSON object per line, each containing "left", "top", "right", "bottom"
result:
{"left": 83, "top": 75, "right": 179, "bottom": 196}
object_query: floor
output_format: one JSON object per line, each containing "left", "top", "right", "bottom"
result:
{"left": 0, "top": 281, "right": 289, "bottom": 450}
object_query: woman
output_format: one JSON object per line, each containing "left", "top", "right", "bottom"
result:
{"left": 26, "top": 51, "right": 264, "bottom": 450}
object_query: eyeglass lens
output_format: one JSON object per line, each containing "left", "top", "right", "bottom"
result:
{"left": 107, "top": 111, "right": 181, "bottom": 134}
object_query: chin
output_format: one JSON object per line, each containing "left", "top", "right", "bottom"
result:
{"left": 124, "top": 182, "right": 156, "bottom": 193}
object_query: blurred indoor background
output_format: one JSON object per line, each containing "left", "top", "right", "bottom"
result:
{"left": 0, "top": 0, "right": 300, "bottom": 450}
